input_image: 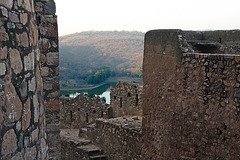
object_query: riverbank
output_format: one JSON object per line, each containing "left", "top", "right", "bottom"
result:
{"left": 60, "top": 77, "right": 142, "bottom": 91}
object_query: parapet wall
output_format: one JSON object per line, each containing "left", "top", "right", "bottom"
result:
{"left": 142, "top": 30, "right": 240, "bottom": 159}
{"left": 60, "top": 95, "right": 109, "bottom": 129}
{"left": 0, "top": 0, "right": 60, "bottom": 159}
{"left": 110, "top": 81, "right": 143, "bottom": 117}
{"left": 88, "top": 118, "right": 142, "bottom": 160}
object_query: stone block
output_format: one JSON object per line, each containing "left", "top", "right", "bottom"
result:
{"left": 43, "top": 83, "right": 52, "bottom": 90}
{"left": 33, "top": 94, "right": 39, "bottom": 123}
{"left": 46, "top": 100, "right": 59, "bottom": 111}
{"left": 0, "top": 46, "right": 7, "bottom": 59}
{"left": 20, "top": 13, "right": 28, "bottom": 25}
{"left": 25, "top": 146, "right": 37, "bottom": 159}
{"left": 4, "top": 83, "right": 23, "bottom": 122}
{"left": 24, "top": 52, "right": 34, "bottom": 71}
{"left": 36, "top": 66, "right": 43, "bottom": 92}
{"left": 0, "top": 63, "right": 6, "bottom": 76}
{"left": 16, "top": 32, "right": 29, "bottom": 47}
{"left": 46, "top": 25, "right": 58, "bottom": 37}
{"left": 31, "top": 127, "right": 39, "bottom": 142}
{"left": 29, "top": 17, "right": 37, "bottom": 46}
{"left": 9, "top": 48, "right": 23, "bottom": 74}
{"left": 19, "top": 80, "right": 28, "bottom": 100}
{"left": 29, "top": 77, "right": 36, "bottom": 92}
{"left": 39, "top": 38, "right": 49, "bottom": 52}
{"left": 0, "top": 0, "right": 13, "bottom": 9}
{"left": 47, "top": 52, "right": 59, "bottom": 66}
{"left": 1, "top": 129, "right": 17, "bottom": 156}
{"left": 22, "top": 0, "right": 31, "bottom": 12}
{"left": 40, "top": 138, "right": 47, "bottom": 159}
{"left": 0, "top": 27, "right": 9, "bottom": 41}
{"left": 41, "top": 67, "right": 49, "bottom": 77}
{"left": 1, "top": 6, "right": 8, "bottom": 17}
{"left": 22, "top": 98, "right": 31, "bottom": 131}
{"left": 44, "top": 1, "right": 56, "bottom": 15}
{"left": 9, "top": 12, "right": 19, "bottom": 23}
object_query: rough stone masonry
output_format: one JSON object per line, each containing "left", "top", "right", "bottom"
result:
{"left": 142, "top": 30, "right": 240, "bottom": 159}
{"left": 0, "top": 0, "right": 60, "bottom": 159}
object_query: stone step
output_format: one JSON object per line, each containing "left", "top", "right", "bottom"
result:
{"left": 77, "top": 144, "right": 103, "bottom": 156}
{"left": 89, "top": 155, "right": 107, "bottom": 160}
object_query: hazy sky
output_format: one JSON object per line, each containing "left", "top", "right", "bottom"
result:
{"left": 55, "top": 0, "right": 240, "bottom": 36}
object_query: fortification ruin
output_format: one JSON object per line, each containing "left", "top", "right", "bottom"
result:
{"left": 60, "top": 82, "right": 143, "bottom": 159}
{"left": 1, "top": 1, "right": 240, "bottom": 159}
{"left": 142, "top": 29, "right": 240, "bottom": 159}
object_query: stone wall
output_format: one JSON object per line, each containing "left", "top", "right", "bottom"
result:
{"left": 0, "top": 0, "right": 49, "bottom": 159}
{"left": 60, "top": 95, "right": 109, "bottom": 129}
{"left": 142, "top": 30, "right": 240, "bottom": 159}
{"left": 36, "top": 0, "right": 60, "bottom": 159}
{"left": 0, "top": 0, "right": 60, "bottom": 159}
{"left": 110, "top": 81, "right": 143, "bottom": 117}
{"left": 88, "top": 118, "right": 142, "bottom": 160}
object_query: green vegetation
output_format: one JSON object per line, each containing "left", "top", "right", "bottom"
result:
{"left": 86, "top": 67, "right": 115, "bottom": 84}
{"left": 59, "top": 31, "right": 144, "bottom": 89}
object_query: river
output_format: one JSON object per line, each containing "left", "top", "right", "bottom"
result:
{"left": 60, "top": 82, "right": 117, "bottom": 104}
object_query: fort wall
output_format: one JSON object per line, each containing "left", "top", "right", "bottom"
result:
{"left": 0, "top": 0, "right": 60, "bottom": 159}
{"left": 142, "top": 30, "right": 240, "bottom": 159}
{"left": 110, "top": 81, "right": 143, "bottom": 117}
{"left": 88, "top": 118, "right": 142, "bottom": 160}
{"left": 60, "top": 95, "right": 109, "bottom": 129}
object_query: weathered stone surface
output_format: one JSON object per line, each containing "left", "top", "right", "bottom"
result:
{"left": 29, "top": 17, "right": 37, "bottom": 46}
{"left": 5, "top": 83, "right": 23, "bottom": 122}
{"left": 9, "top": 49, "right": 23, "bottom": 74}
{"left": 0, "top": 103, "right": 3, "bottom": 123}
{"left": 25, "top": 146, "right": 37, "bottom": 159}
{"left": 9, "top": 12, "right": 19, "bottom": 23}
{"left": 1, "top": 6, "right": 8, "bottom": 17}
{"left": 47, "top": 52, "right": 59, "bottom": 65}
{"left": 44, "top": 1, "right": 56, "bottom": 15}
{"left": 41, "top": 67, "right": 49, "bottom": 76}
{"left": 31, "top": 127, "right": 39, "bottom": 142}
{"left": 40, "top": 138, "right": 47, "bottom": 159}
{"left": 29, "top": 77, "right": 35, "bottom": 92}
{"left": 16, "top": 121, "right": 21, "bottom": 131}
{"left": 33, "top": 94, "right": 39, "bottom": 123}
{"left": 22, "top": 0, "right": 31, "bottom": 12}
{"left": 43, "top": 83, "right": 52, "bottom": 90}
{"left": 0, "top": 0, "right": 13, "bottom": 9}
{"left": 36, "top": 65, "right": 43, "bottom": 92}
{"left": 20, "top": 13, "right": 28, "bottom": 25}
{"left": 0, "top": 47, "right": 7, "bottom": 59}
{"left": 22, "top": 98, "right": 31, "bottom": 130}
{"left": 24, "top": 52, "right": 34, "bottom": 71}
{"left": 46, "top": 25, "right": 58, "bottom": 37}
{"left": 39, "top": 38, "right": 49, "bottom": 52}
{"left": 10, "top": 150, "right": 24, "bottom": 160}
{"left": 1, "top": 129, "right": 17, "bottom": 156}
{"left": 40, "top": 53, "right": 47, "bottom": 63}
{"left": 0, "top": 27, "right": 9, "bottom": 41}
{"left": 16, "top": 32, "right": 29, "bottom": 47}
{"left": 19, "top": 80, "right": 28, "bottom": 100}
{"left": 0, "top": 63, "right": 6, "bottom": 76}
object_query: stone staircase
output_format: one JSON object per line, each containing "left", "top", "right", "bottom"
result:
{"left": 60, "top": 129, "right": 107, "bottom": 160}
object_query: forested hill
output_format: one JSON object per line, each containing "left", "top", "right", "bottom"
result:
{"left": 59, "top": 31, "right": 144, "bottom": 89}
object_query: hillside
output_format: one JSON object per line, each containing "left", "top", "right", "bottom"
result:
{"left": 59, "top": 31, "right": 144, "bottom": 89}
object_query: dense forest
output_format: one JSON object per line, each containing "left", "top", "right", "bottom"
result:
{"left": 59, "top": 31, "right": 144, "bottom": 89}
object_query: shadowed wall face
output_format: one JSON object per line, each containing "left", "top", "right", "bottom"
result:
{"left": 142, "top": 30, "right": 240, "bottom": 159}
{"left": 0, "top": 0, "right": 60, "bottom": 159}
